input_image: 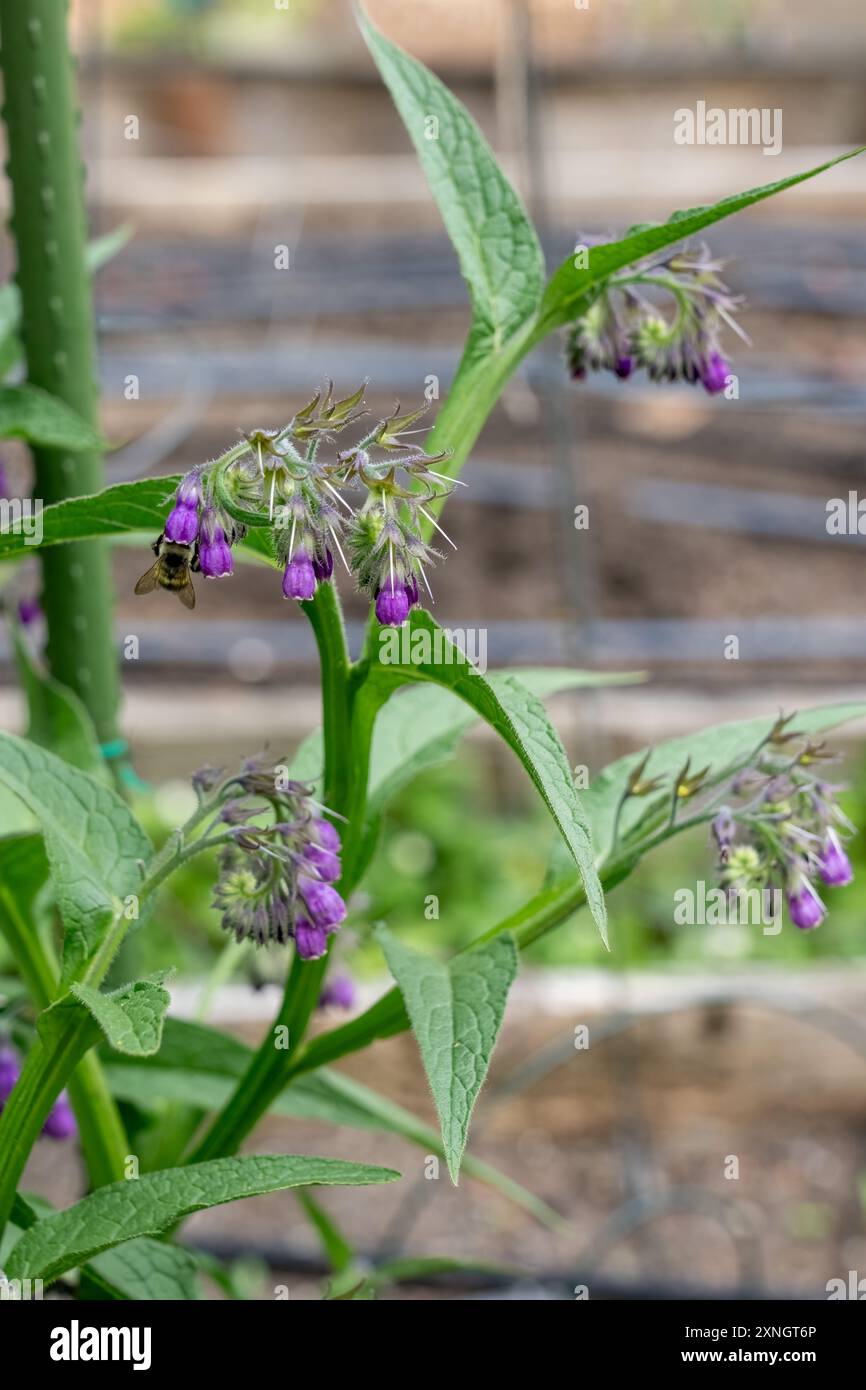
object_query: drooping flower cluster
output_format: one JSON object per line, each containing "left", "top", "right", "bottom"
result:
{"left": 163, "top": 469, "right": 241, "bottom": 579}
{"left": 566, "top": 240, "right": 747, "bottom": 394}
{"left": 710, "top": 717, "right": 855, "bottom": 931}
{"left": 0, "top": 1045, "right": 77, "bottom": 1140}
{"left": 203, "top": 755, "right": 347, "bottom": 958}
{"left": 140, "top": 384, "right": 456, "bottom": 626}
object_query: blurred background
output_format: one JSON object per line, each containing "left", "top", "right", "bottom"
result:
{"left": 2, "top": 0, "right": 866, "bottom": 1299}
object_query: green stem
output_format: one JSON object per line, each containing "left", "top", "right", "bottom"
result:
{"left": 184, "top": 583, "right": 376, "bottom": 1166}
{"left": 420, "top": 326, "right": 534, "bottom": 531}
{"left": 301, "top": 582, "right": 352, "bottom": 808}
{"left": 0, "top": 1019, "right": 94, "bottom": 1237}
{"left": 0, "top": 0, "right": 119, "bottom": 743}
{"left": 0, "top": 883, "right": 128, "bottom": 1191}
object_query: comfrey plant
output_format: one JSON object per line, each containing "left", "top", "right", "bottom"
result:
{"left": 0, "top": 5, "right": 862, "bottom": 1301}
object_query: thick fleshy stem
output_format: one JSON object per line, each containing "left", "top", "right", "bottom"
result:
{"left": 0, "top": 0, "right": 120, "bottom": 745}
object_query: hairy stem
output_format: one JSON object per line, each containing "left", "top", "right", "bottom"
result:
{"left": 185, "top": 582, "right": 359, "bottom": 1165}
{"left": 0, "top": 0, "right": 119, "bottom": 742}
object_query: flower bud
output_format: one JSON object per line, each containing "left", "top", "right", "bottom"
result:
{"left": 818, "top": 830, "right": 853, "bottom": 888}
{"left": 786, "top": 877, "right": 825, "bottom": 931}
{"left": 298, "top": 875, "right": 347, "bottom": 930}
{"left": 376, "top": 580, "right": 410, "bottom": 627}
{"left": 282, "top": 550, "right": 317, "bottom": 601}
{"left": 295, "top": 918, "right": 328, "bottom": 960}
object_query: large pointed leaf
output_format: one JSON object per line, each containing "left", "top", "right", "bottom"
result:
{"left": 377, "top": 925, "right": 517, "bottom": 1185}
{"left": 103, "top": 1017, "right": 560, "bottom": 1227}
{"left": 5, "top": 1155, "right": 400, "bottom": 1285}
{"left": 359, "top": 6, "right": 543, "bottom": 362}
{"left": 0, "top": 734, "right": 151, "bottom": 983}
{"left": 359, "top": 612, "right": 607, "bottom": 942}
{"left": 538, "top": 147, "right": 865, "bottom": 335}
{"left": 0, "top": 474, "right": 275, "bottom": 567}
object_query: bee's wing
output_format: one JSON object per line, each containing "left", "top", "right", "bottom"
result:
{"left": 176, "top": 575, "right": 196, "bottom": 610}
{"left": 134, "top": 561, "right": 161, "bottom": 595}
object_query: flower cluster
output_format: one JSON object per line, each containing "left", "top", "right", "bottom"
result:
{"left": 204, "top": 756, "right": 347, "bottom": 958}
{"left": 710, "top": 718, "right": 855, "bottom": 931}
{"left": 566, "top": 241, "right": 747, "bottom": 394}
{"left": 141, "top": 384, "right": 456, "bottom": 626}
{"left": 0, "top": 1046, "right": 77, "bottom": 1140}
{"left": 163, "top": 470, "right": 242, "bottom": 579}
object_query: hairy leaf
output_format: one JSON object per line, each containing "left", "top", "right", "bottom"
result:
{"left": 360, "top": 612, "right": 607, "bottom": 941}
{"left": 360, "top": 6, "right": 543, "bottom": 361}
{"left": 377, "top": 926, "right": 517, "bottom": 1184}
{"left": 0, "top": 734, "right": 151, "bottom": 983}
{"left": 6, "top": 1155, "right": 400, "bottom": 1284}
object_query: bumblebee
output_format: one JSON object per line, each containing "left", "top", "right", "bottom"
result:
{"left": 134, "top": 534, "right": 198, "bottom": 610}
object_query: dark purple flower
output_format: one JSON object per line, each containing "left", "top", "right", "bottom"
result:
{"left": 295, "top": 917, "right": 328, "bottom": 960}
{"left": 404, "top": 573, "right": 420, "bottom": 608}
{"left": 613, "top": 355, "right": 633, "bottom": 379}
{"left": 198, "top": 512, "right": 233, "bottom": 578}
{"left": 299, "top": 874, "right": 347, "bottom": 930}
{"left": 313, "top": 548, "right": 334, "bottom": 582}
{"left": 701, "top": 350, "right": 729, "bottom": 395}
{"left": 164, "top": 474, "right": 202, "bottom": 543}
{"left": 0, "top": 1046, "right": 20, "bottom": 1105}
{"left": 818, "top": 830, "right": 853, "bottom": 888}
{"left": 376, "top": 580, "right": 410, "bottom": 627}
{"left": 42, "top": 1091, "right": 77, "bottom": 1141}
{"left": 787, "top": 877, "right": 825, "bottom": 931}
{"left": 282, "top": 550, "right": 316, "bottom": 601}
{"left": 313, "top": 818, "right": 341, "bottom": 853}
{"left": 303, "top": 842, "right": 341, "bottom": 883}
{"left": 164, "top": 501, "right": 199, "bottom": 544}
{"left": 319, "top": 976, "right": 355, "bottom": 1011}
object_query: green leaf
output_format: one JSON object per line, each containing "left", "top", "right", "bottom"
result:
{"left": 585, "top": 700, "right": 866, "bottom": 864}
{"left": 367, "top": 664, "right": 640, "bottom": 824}
{"left": 103, "top": 1017, "right": 561, "bottom": 1228}
{"left": 0, "top": 476, "right": 179, "bottom": 559}
{"left": 539, "top": 147, "right": 866, "bottom": 334}
{"left": 361, "top": 612, "right": 607, "bottom": 942}
{"left": 0, "top": 734, "right": 152, "bottom": 983}
{"left": 9, "top": 624, "right": 104, "bottom": 775}
{"left": 359, "top": 6, "right": 543, "bottom": 361}
{"left": 6, "top": 1154, "right": 400, "bottom": 1285}
{"left": 0, "top": 383, "right": 106, "bottom": 451}
{"left": 0, "top": 474, "right": 276, "bottom": 568}
{"left": 297, "top": 1191, "right": 355, "bottom": 1276}
{"left": 377, "top": 925, "right": 517, "bottom": 1185}
{"left": 7, "top": 1192, "right": 199, "bottom": 1301}
{"left": 83, "top": 1238, "right": 201, "bottom": 1301}
{"left": 39, "top": 975, "right": 171, "bottom": 1059}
